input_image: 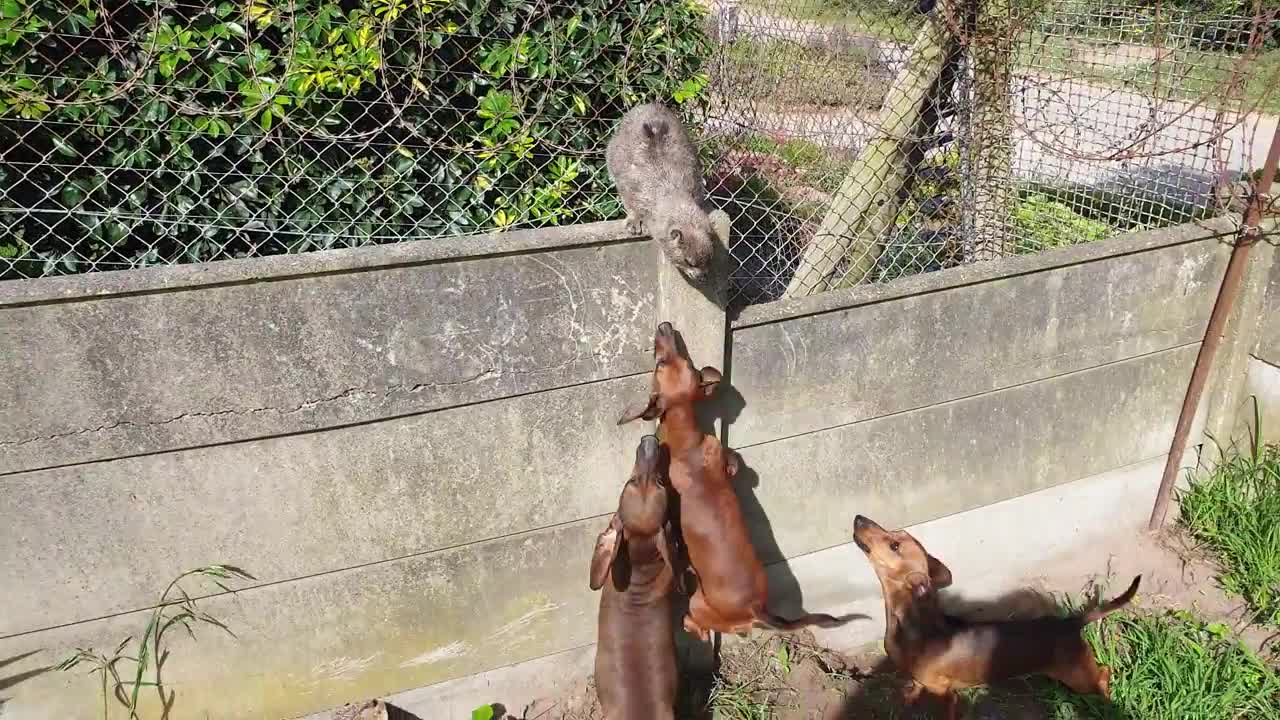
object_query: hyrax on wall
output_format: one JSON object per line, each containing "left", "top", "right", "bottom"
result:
{"left": 605, "top": 102, "right": 716, "bottom": 282}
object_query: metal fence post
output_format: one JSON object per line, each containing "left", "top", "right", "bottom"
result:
{"left": 1148, "top": 124, "right": 1280, "bottom": 531}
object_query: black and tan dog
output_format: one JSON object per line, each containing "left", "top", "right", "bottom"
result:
{"left": 853, "top": 515, "right": 1140, "bottom": 720}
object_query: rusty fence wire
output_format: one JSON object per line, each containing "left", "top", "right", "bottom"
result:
{"left": 2, "top": 0, "right": 1278, "bottom": 311}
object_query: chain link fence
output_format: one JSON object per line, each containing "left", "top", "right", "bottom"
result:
{"left": 707, "top": 0, "right": 1279, "bottom": 306}
{"left": 2, "top": 1, "right": 1278, "bottom": 311}
{"left": 0, "top": 0, "right": 709, "bottom": 280}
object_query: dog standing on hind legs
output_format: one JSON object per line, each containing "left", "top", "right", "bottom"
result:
{"left": 590, "top": 434, "right": 679, "bottom": 720}
{"left": 618, "top": 321, "right": 855, "bottom": 641}
{"left": 852, "top": 514, "right": 1141, "bottom": 720}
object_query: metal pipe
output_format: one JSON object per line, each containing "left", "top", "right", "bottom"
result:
{"left": 1148, "top": 124, "right": 1280, "bottom": 531}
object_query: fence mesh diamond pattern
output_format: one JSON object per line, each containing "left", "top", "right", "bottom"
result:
{"left": 2, "top": 0, "right": 1277, "bottom": 309}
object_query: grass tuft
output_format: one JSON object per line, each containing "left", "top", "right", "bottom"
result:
{"left": 1034, "top": 608, "right": 1280, "bottom": 720}
{"left": 708, "top": 677, "right": 775, "bottom": 720}
{"left": 1179, "top": 404, "right": 1280, "bottom": 627}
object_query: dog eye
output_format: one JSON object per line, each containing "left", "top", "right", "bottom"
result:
{"left": 889, "top": 541, "right": 900, "bottom": 553}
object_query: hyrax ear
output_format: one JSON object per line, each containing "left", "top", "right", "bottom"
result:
{"left": 698, "top": 366, "right": 722, "bottom": 397}
{"left": 617, "top": 392, "right": 662, "bottom": 425}
{"left": 670, "top": 227, "right": 683, "bottom": 244}
{"left": 927, "top": 554, "right": 953, "bottom": 590}
{"left": 589, "top": 515, "right": 623, "bottom": 591}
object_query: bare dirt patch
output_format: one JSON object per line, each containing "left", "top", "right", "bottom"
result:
{"left": 465, "top": 527, "right": 1277, "bottom": 720}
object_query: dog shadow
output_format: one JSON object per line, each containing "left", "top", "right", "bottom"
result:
{"left": 385, "top": 704, "right": 427, "bottom": 720}
{"left": 833, "top": 586, "right": 1136, "bottom": 720}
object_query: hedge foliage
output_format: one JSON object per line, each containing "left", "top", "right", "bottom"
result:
{"left": 0, "top": 0, "right": 711, "bottom": 278}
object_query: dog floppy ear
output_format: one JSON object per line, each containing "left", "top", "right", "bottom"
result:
{"left": 724, "top": 447, "right": 741, "bottom": 479}
{"left": 656, "top": 522, "right": 676, "bottom": 580}
{"left": 589, "top": 515, "right": 624, "bottom": 591}
{"left": 698, "top": 366, "right": 722, "bottom": 397}
{"left": 618, "top": 392, "right": 662, "bottom": 425}
{"left": 927, "top": 554, "right": 953, "bottom": 590}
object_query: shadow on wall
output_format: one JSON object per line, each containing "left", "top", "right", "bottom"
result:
{"left": 834, "top": 585, "right": 1135, "bottom": 720}
{"left": 0, "top": 651, "right": 52, "bottom": 710}
{"left": 332, "top": 699, "right": 428, "bottom": 720}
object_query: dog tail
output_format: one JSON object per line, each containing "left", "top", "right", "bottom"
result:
{"left": 1079, "top": 575, "right": 1141, "bottom": 625}
{"left": 752, "top": 604, "right": 856, "bottom": 632}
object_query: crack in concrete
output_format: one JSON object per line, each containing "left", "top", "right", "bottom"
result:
{"left": 0, "top": 357, "right": 614, "bottom": 449}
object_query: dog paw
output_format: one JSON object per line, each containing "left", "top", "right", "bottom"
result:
{"left": 624, "top": 215, "right": 644, "bottom": 235}
{"left": 682, "top": 615, "right": 710, "bottom": 643}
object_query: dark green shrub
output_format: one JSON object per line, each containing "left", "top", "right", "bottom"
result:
{"left": 0, "top": 0, "right": 711, "bottom": 278}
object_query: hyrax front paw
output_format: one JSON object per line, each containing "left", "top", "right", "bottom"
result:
{"left": 624, "top": 213, "right": 645, "bottom": 235}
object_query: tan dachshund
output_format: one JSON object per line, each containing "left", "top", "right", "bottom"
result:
{"left": 619, "top": 321, "right": 851, "bottom": 641}
{"left": 852, "top": 514, "right": 1140, "bottom": 720}
{"left": 590, "top": 434, "right": 678, "bottom": 720}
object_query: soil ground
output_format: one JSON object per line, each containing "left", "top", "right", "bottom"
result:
{"left": 502, "top": 527, "right": 1276, "bottom": 720}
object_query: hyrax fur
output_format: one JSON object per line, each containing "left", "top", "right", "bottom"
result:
{"left": 606, "top": 103, "right": 716, "bottom": 282}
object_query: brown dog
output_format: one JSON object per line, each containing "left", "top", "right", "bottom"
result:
{"left": 619, "top": 321, "right": 850, "bottom": 641}
{"left": 590, "top": 434, "right": 678, "bottom": 720}
{"left": 852, "top": 514, "right": 1141, "bottom": 719}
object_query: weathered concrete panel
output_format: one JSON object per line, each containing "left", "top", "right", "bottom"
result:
{"left": 775, "top": 456, "right": 1166, "bottom": 654}
{"left": 0, "top": 240, "right": 655, "bottom": 474}
{"left": 1, "top": 375, "right": 649, "bottom": 636}
{"left": 301, "top": 457, "right": 1166, "bottom": 720}
{"left": 1258, "top": 256, "right": 1280, "bottom": 362}
{"left": 730, "top": 240, "right": 1222, "bottom": 447}
{"left": 1239, "top": 356, "right": 1280, "bottom": 444}
{"left": 737, "top": 346, "right": 1194, "bottom": 561}
{"left": 0, "top": 519, "right": 607, "bottom": 720}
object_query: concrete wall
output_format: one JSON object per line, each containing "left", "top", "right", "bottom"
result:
{"left": 0, "top": 222, "right": 663, "bottom": 719}
{"left": 0, "top": 216, "right": 1245, "bottom": 719}
{"left": 1241, "top": 248, "right": 1280, "bottom": 442}
{"left": 721, "top": 219, "right": 1230, "bottom": 626}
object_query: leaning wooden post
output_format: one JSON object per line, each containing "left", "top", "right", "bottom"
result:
{"left": 784, "top": 12, "right": 955, "bottom": 298}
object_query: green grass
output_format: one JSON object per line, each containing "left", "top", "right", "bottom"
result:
{"left": 708, "top": 678, "right": 775, "bottom": 720}
{"left": 1033, "top": 608, "right": 1280, "bottom": 720}
{"left": 734, "top": 133, "right": 856, "bottom": 197}
{"left": 1019, "top": 34, "right": 1280, "bottom": 115}
{"left": 743, "top": 0, "right": 1280, "bottom": 114}
{"left": 1012, "top": 192, "right": 1116, "bottom": 254}
{"left": 740, "top": 0, "right": 923, "bottom": 42}
{"left": 1179, "top": 412, "right": 1280, "bottom": 627}
{"left": 718, "top": 37, "right": 889, "bottom": 111}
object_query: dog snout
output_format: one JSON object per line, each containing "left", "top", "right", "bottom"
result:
{"left": 636, "top": 434, "right": 660, "bottom": 466}
{"left": 852, "top": 515, "right": 872, "bottom": 552}
{"left": 653, "top": 322, "right": 677, "bottom": 356}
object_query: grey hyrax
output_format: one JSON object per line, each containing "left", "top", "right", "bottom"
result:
{"left": 606, "top": 103, "right": 716, "bottom": 282}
